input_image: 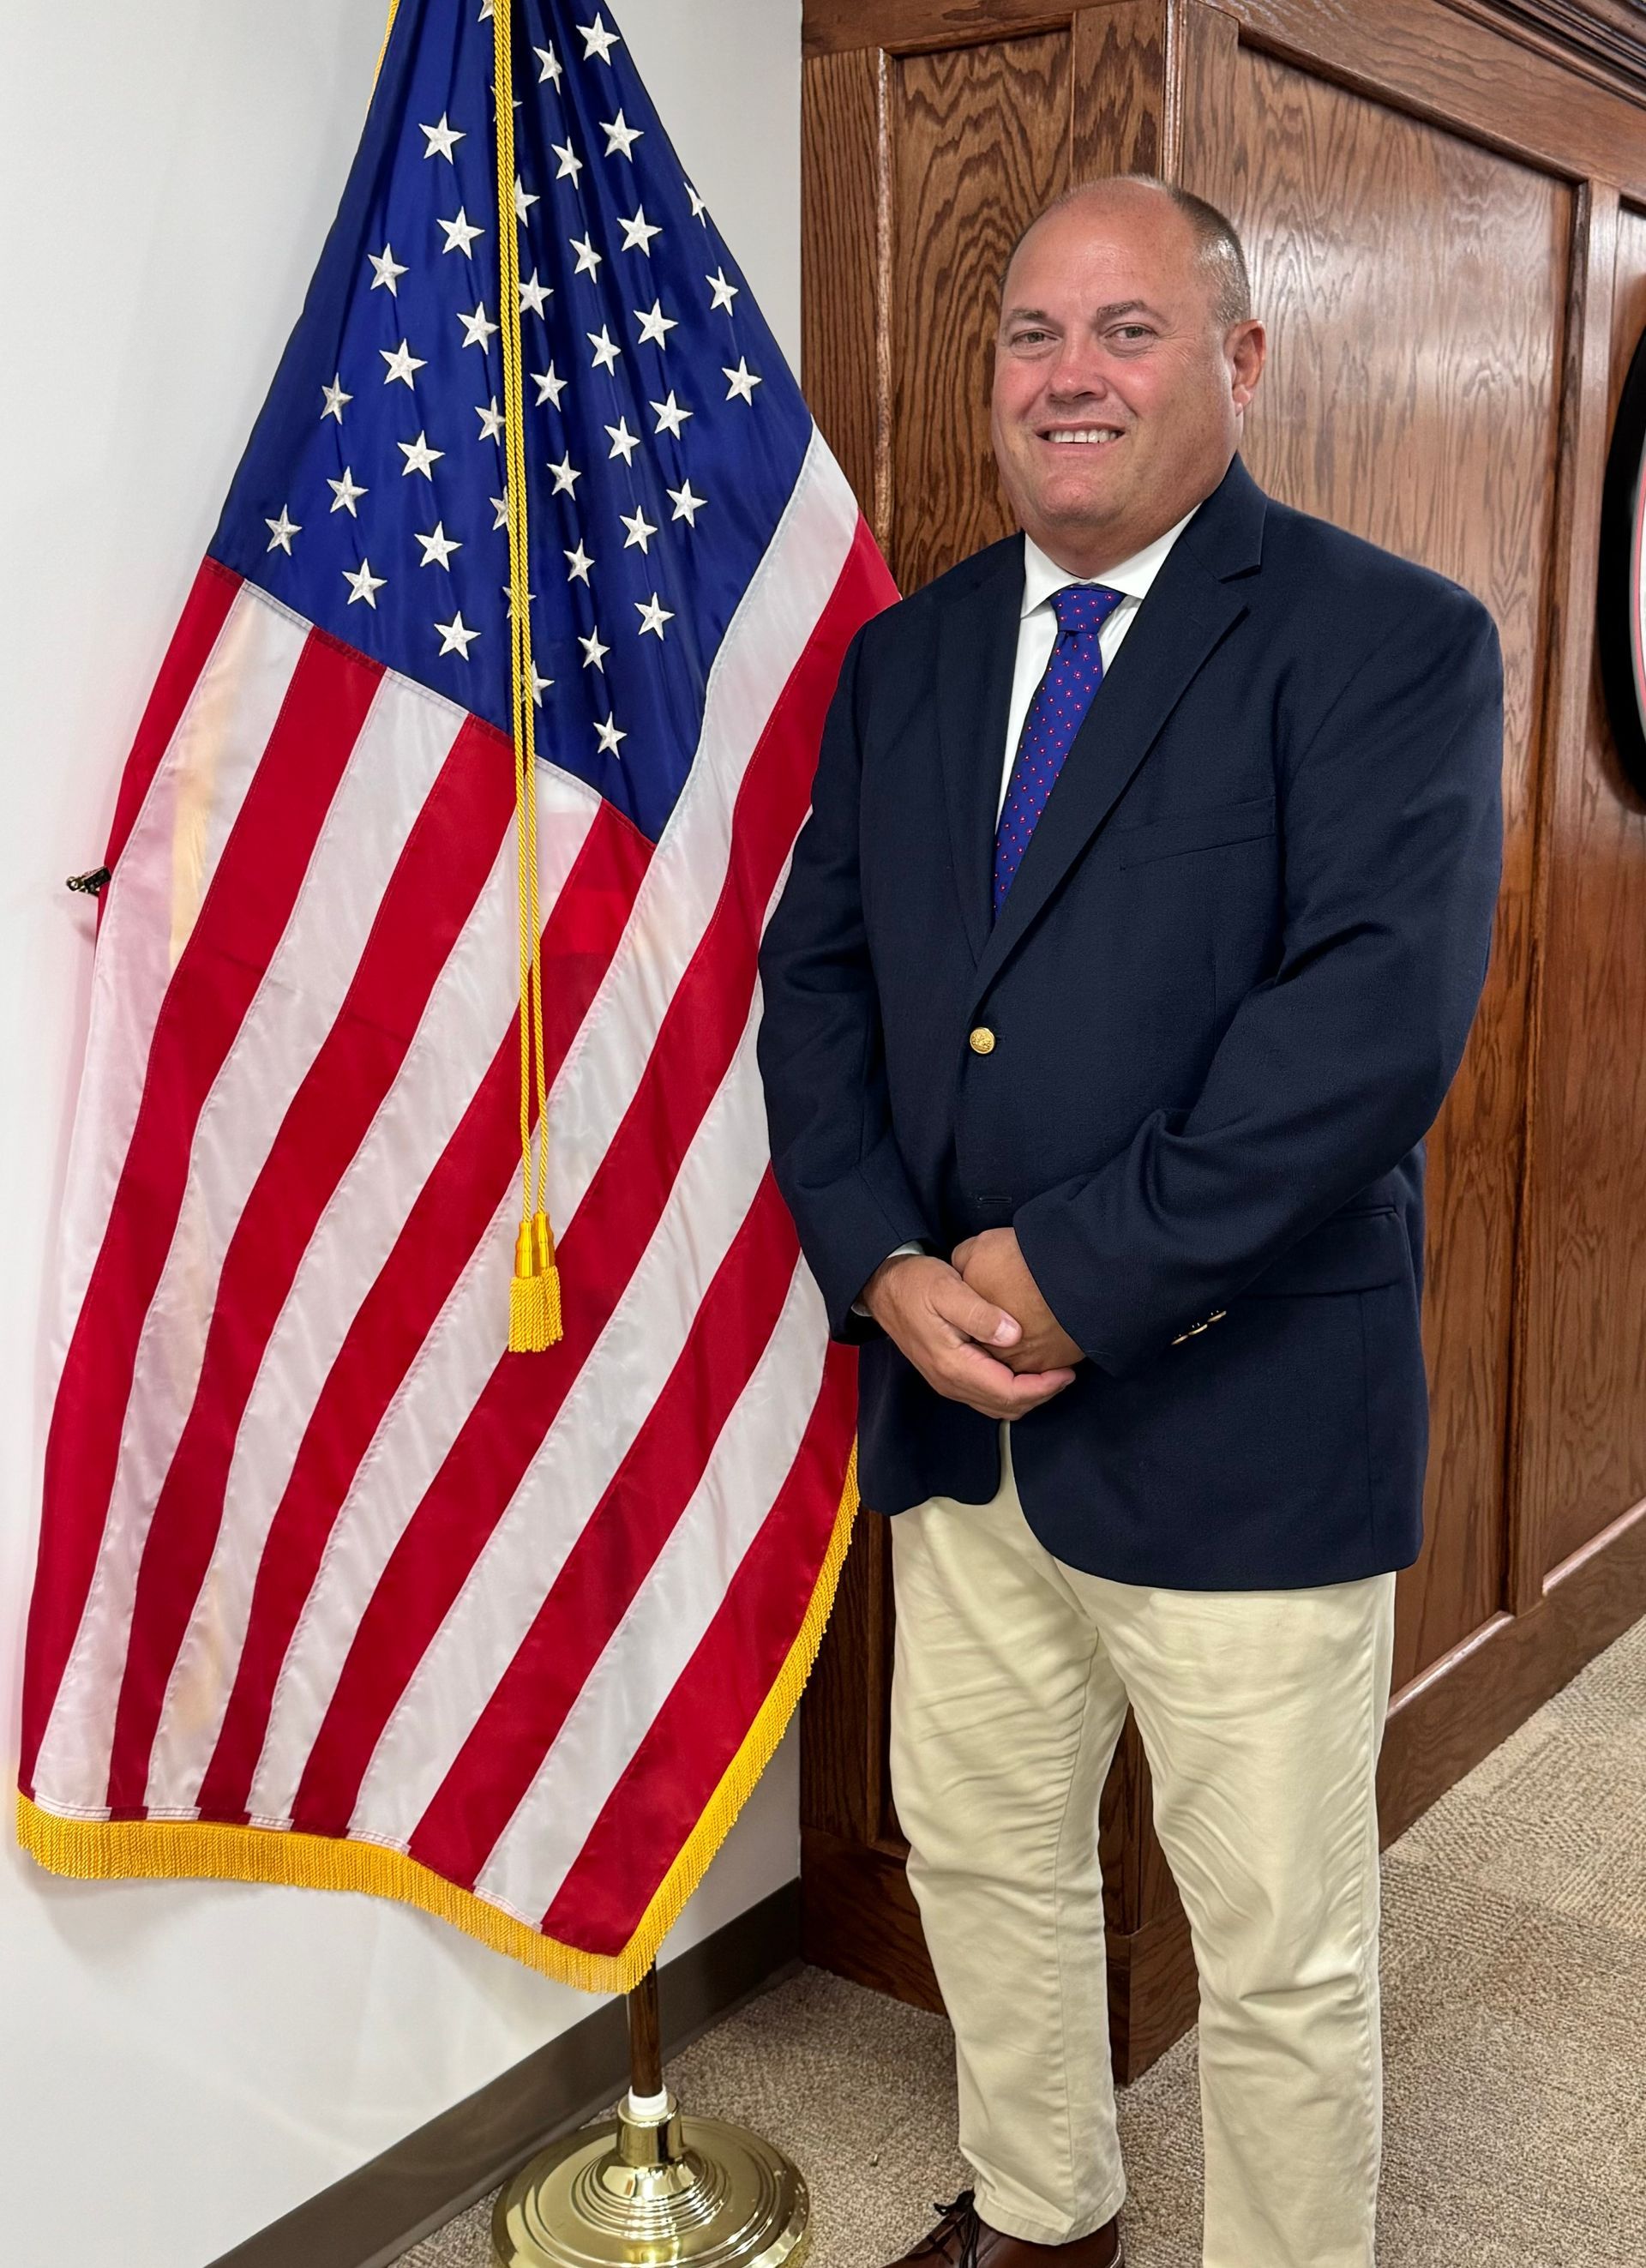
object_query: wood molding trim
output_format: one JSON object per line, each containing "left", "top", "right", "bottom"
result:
{"left": 802, "top": 0, "right": 1646, "bottom": 196}
{"left": 207, "top": 1883, "right": 802, "bottom": 2268}
{"left": 1505, "top": 182, "right": 1622, "bottom": 1615}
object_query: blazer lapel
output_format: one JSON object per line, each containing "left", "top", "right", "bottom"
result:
{"left": 965, "top": 454, "right": 1267, "bottom": 1010}
{"left": 937, "top": 537, "right": 1024, "bottom": 967}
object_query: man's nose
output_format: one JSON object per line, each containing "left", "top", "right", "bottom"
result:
{"left": 1044, "top": 347, "right": 1112, "bottom": 401}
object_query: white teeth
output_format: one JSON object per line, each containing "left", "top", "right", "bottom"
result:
{"left": 1046, "top": 429, "right": 1120, "bottom": 445}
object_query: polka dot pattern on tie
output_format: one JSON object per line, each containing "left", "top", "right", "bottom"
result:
{"left": 992, "top": 581, "right": 1126, "bottom": 920}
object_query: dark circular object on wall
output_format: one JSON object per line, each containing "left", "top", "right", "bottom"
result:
{"left": 1598, "top": 322, "right": 1646, "bottom": 796}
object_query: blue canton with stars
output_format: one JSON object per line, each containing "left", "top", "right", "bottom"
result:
{"left": 211, "top": 0, "right": 812, "bottom": 845}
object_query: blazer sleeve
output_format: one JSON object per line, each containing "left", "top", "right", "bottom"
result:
{"left": 1013, "top": 583, "right": 1505, "bottom": 1380}
{"left": 756, "top": 622, "right": 934, "bottom": 1341}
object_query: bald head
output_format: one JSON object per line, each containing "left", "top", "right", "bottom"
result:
{"left": 1002, "top": 176, "right": 1252, "bottom": 333}
{"left": 988, "top": 171, "right": 1265, "bottom": 577}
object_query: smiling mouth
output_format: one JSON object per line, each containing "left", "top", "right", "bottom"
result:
{"left": 1038, "top": 427, "right": 1125, "bottom": 447}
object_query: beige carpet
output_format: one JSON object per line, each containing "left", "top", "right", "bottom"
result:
{"left": 399, "top": 1612, "right": 1646, "bottom": 2268}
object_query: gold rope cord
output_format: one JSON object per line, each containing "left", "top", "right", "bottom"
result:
{"left": 376, "top": 0, "right": 558, "bottom": 1351}
{"left": 491, "top": 0, "right": 561, "bottom": 1350}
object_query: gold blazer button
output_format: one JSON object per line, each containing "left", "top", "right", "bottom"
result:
{"left": 968, "top": 1026, "right": 996, "bottom": 1056}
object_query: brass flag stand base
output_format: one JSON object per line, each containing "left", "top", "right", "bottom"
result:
{"left": 492, "top": 1964, "right": 809, "bottom": 2268}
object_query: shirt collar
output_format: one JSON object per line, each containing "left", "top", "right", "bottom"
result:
{"left": 1019, "top": 502, "right": 1201, "bottom": 620}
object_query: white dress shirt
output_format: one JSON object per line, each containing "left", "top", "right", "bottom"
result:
{"left": 852, "top": 503, "right": 1202, "bottom": 1314}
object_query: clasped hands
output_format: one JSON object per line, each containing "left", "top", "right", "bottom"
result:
{"left": 860, "top": 1228, "right": 1083, "bottom": 1421}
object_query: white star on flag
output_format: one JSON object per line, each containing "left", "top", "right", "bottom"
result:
{"left": 553, "top": 140, "right": 585, "bottom": 186}
{"left": 381, "top": 340, "right": 426, "bottom": 388}
{"left": 327, "top": 467, "right": 368, "bottom": 515}
{"left": 533, "top": 364, "right": 568, "bottom": 408}
{"left": 600, "top": 111, "right": 642, "bottom": 159}
{"left": 564, "top": 540, "right": 594, "bottom": 583}
{"left": 724, "top": 358, "right": 761, "bottom": 403}
{"left": 264, "top": 507, "right": 300, "bottom": 554}
{"left": 369, "top": 244, "right": 408, "bottom": 294}
{"left": 419, "top": 112, "right": 465, "bottom": 160}
{"left": 570, "top": 233, "right": 603, "bottom": 279}
{"left": 535, "top": 43, "right": 562, "bottom": 87}
{"left": 520, "top": 270, "right": 552, "bottom": 317}
{"left": 343, "top": 557, "right": 387, "bottom": 607}
{"left": 667, "top": 478, "right": 706, "bottom": 526}
{"left": 490, "top": 493, "right": 509, "bottom": 529}
{"left": 514, "top": 176, "right": 539, "bottom": 224}
{"left": 435, "top": 611, "right": 480, "bottom": 658}
{"left": 321, "top": 375, "right": 351, "bottom": 423}
{"left": 652, "top": 391, "right": 692, "bottom": 438}
{"left": 458, "top": 301, "right": 500, "bottom": 351}
{"left": 578, "top": 13, "right": 622, "bottom": 63}
{"left": 476, "top": 398, "right": 505, "bottom": 441}
{"left": 687, "top": 181, "right": 709, "bottom": 220}
{"left": 549, "top": 454, "right": 581, "bottom": 496}
{"left": 621, "top": 507, "right": 658, "bottom": 554}
{"left": 439, "top": 207, "right": 485, "bottom": 256}
{"left": 619, "top": 208, "right": 662, "bottom": 256}
{"left": 580, "top": 627, "right": 610, "bottom": 670}
{"left": 635, "top": 593, "right": 673, "bottom": 640}
{"left": 706, "top": 268, "right": 738, "bottom": 313}
{"left": 594, "top": 713, "right": 626, "bottom": 756}
{"left": 587, "top": 326, "right": 622, "bottom": 373}
{"left": 634, "top": 300, "right": 677, "bottom": 348}
{"left": 415, "top": 521, "right": 462, "bottom": 569}
{"left": 605, "top": 418, "right": 640, "bottom": 465}
{"left": 398, "top": 431, "right": 444, "bottom": 478}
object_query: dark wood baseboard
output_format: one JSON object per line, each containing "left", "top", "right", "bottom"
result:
{"left": 803, "top": 1501, "right": 1646, "bottom": 2081}
{"left": 210, "top": 1881, "right": 802, "bottom": 2268}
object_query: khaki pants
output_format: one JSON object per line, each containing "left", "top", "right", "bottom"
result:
{"left": 888, "top": 1423, "right": 1397, "bottom": 2268}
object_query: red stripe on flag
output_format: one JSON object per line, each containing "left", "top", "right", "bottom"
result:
{"left": 21, "top": 629, "right": 382, "bottom": 1788}
{"left": 287, "top": 537, "right": 882, "bottom": 1837}
{"left": 405, "top": 1169, "right": 801, "bottom": 1886}
{"left": 101, "top": 559, "right": 243, "bottom": 892}
{"left": 195, "top": 798, "right": 652, "bottom": 1821}
{"left": 103, "top": 715, "right": 519, "bottom": 1813}
{"left": 540, "top": 1345, "right": 857, "bottom": 1954}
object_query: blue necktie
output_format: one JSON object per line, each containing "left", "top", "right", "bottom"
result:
{"left": 993, "top": 581, "right": 1125, "bottom": 919}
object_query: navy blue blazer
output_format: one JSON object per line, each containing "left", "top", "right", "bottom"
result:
{"left": 755, "top": 452, "right": 1505, "bottom": 1589}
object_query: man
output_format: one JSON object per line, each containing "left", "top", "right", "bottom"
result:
{"left": 756, "top": 175, "right": 1503, "bottom": 2268}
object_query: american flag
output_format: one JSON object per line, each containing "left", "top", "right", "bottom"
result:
{"left": 18, "top": 0, "right": 894, "bottom": 1988}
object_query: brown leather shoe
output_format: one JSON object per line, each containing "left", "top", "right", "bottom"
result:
{"left": 883, "top": 2187, "right": 1123, "bottom": 2268}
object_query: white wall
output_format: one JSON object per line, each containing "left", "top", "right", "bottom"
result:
{"left": 0, "top": 5, "right": 802, "bottom": 2263}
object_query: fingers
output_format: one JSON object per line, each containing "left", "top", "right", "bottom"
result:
{"left": 937, "top": 1341, "right": 1076, "bottom": 1417}
{"left": 928, "top": 1269, "right": 1021, "bottom": 1350}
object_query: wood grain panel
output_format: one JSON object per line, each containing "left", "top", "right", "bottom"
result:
{"left": 802, "top": 45, "right": 891, "bottom": 541}
{"left": 1180, "top": 46, "right": 1569, "bottom": 1689}
{"left": 888, "top": 32, "right": 1072, "bottom": 591}
{"left": 1534, "top": 203, "right": 1646, "bottom": 1570}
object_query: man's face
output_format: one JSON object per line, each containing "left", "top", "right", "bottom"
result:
{"left": 989, "top": 189, "right": 1264, "bottom": 573}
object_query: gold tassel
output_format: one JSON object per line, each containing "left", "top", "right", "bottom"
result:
{"left": 533, "top": 1211, "right": 563, "bottom": 1345}
{"left": 508, "top": 1219, "right": 549, "bottom": 1353}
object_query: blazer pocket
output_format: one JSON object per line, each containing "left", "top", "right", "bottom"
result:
{"left": 1238, "top": 1207, "right": 1409, "bottom": 1297}
{"left": 1114, "top": 791, "right": 1277, "bottom": 869}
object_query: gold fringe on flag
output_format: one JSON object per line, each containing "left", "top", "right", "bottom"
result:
{"left": 17, "top": 1453, "right": 859, "bottom": 1992}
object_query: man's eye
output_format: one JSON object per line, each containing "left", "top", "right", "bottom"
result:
{"left": 1013, "top": 329, "right": 1052, "bottom": 346}
{"left": 1113, "top": 325, "right": 1152, "bottom": 342}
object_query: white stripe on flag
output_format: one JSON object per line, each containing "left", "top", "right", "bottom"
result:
{"left": 34, "top": 653, "right": 465, "bottom": 1809}
{"left": 475, "top": 1255, "right": 825, "bottom": 1922}
{"left": 49, "top": 588, "right": 305, "bottom": 1374}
